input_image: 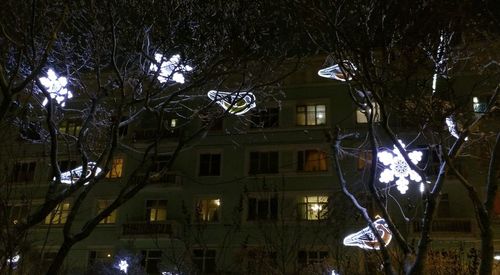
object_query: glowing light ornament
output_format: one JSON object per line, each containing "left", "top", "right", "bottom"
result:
{"left": 39, "top": 69, "right": 73, "bottom": 107}
{"left": 149, "top": 53, "right": 193, "bottom": 84}
{"left": 331, "top": 270, "right": 340, "bottom": 275}
{"left": 445, "top": 116, "right": 468, "bottom": 141}
{"left": 378, "top": 140, "right": 423, "bottom": 194}
{"left": 207, "top": 90, "right": 256, "bottom": 115}
{"left": 55, "top": 162, "right": 102, "bottom": 185}
{"left": 343, "top": 217, "right": 392, "bottom": 250}
{"left": 317, "top": 61, "right": 357, "bottom": 81}
{"left": 7, "top": 254, "right": 20, "bottom": 269}
{"left": 117, "top": 259, "right": 129, "bottom": 273}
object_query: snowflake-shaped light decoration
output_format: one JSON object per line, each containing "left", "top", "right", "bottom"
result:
{"left": 39, "top": 69, "right": 73, "bottom": 107}
{"left": 149, "top": 53, "right": 193, "bottom": 84}
{"left": 378, "top": 140, "right": 423, "bottom": 194}
{"left": 116, "top": 259, "right": 129, "bottom": 274}
{"left": 317, "top": 60, "right": 357, "bottom": 81}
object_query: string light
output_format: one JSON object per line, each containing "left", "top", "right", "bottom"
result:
{"left": 207, "top": 90, "right": 257, "bottom": 115}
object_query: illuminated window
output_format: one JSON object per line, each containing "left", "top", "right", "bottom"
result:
{"left": 44, "top": 202, "right": 70, "bottom": 224}
{"left": 199, "top": 153, "right": 221, "bottom": 176}
{"left": 192, "top": 249, "right": 216, "bottom": 273}
{"left": 88, "top": 250, "right": 113, "bottom": 267}
{"left": 10, "top": 161, "right": 36, "bottom": 182}
{"left": 8, "top": 205, "right": 29, "bottom": 224}
{"left": 196, "top": 198, "right": 221, "bottom": 222}
{"left": 247, "top": 195, "right": 278, "bottom": 221}
{"left": 59, "top": 120, "right": 81, "bottom": 136}
{"left": 296, "top": 105, "right": 326, "bottom": 126}
{"left": 249, "top": 151, "right": 278, "bottom": 174}
{"left": 146, "top": 200, "right": 167, "bottom": 222}
{"left": 298, "top": 250, "right": 328, "bottom": 267}
{"left": 298, "top": 196, "right": 328, "bottom": 220}
{"left": 297, "top": 150, "right": 327, "bottom": 172}
{"left": 141, "top": 250, "right": 162, "bottom": 274}
{"left": 97, "top": 200, "right": 117, "bottom": 224}
{"left": 356, "top": 102, "right": 381, "bottom": 123}
{"left": 251, "top": 108, "right": 279, "bottom": 128}
{"left": 106, "top": 158, "right": 123, "bottom": 178}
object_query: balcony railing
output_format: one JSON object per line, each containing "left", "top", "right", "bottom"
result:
{"left": 122, "top": 221, "right": 179, "bottom": 237}
{"left": 132, "top": 128, "right": 179, "bottom": 141}
{"left": 412, "top": 218, "right": 473, "bottom": 234}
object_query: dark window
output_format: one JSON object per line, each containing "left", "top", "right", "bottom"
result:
{"left": 88, "top": 250, "right": 113, "bottom": 267}
{"left": 437, "top": 193, "right": 450, "bottom": 217}
{"left": 298, "top": 250, "right": 328, "bottom": 266}
{"left": 141, "top": 250, "right": 162, "bottom": 274}
{"left": 10, "top": 162, "right": 36, "bottom": 182}
{"left": 199, "top": 153, "right": 221, "bottom": 176}
{"left": 251, "top": 108, "right": 279, "bottom": 128}
{"left": 247, "top": 196, "right": 278, "bottom": 221}
{"left": 297, "top": 150, "right": 328, "bottom": 172}
{"left": 249, "top": 151, "right": 278, "bottom": 174}
{"left": 193, "top": 249, "right": 216, "bottom": 273}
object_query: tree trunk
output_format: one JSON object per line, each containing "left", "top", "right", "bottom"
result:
{"left": 45, "top": 239, "right": 75, "bottom": 275}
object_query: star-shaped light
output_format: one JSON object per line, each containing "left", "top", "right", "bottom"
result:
{"left": 207, "top": 90, "right": 257, "bottom": 115}
{"left": 39, "top": 69, "right": 73, "bottom": 107}
{"left": 118, "top": 259, "right": 129, "bottom": 273}
{"left": 317, "top": 60, "right": 357, "bottom": 81}
{"left": 378, "top": 140, "right": 423, "bottom": 194}
{"left": 149, "top": 53, "right": 193, "bottom": 84}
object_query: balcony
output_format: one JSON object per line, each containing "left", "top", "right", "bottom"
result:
{"left": 122, "top": 221, "right": 179, "bottom": 238}
{"left": 132, "top": 128, "right": 179, "bottom": 142}
{"left": 412, "top": 218, "right": 473, "bottom": 235}
{"left": 131, "top": 172, "right": 182, "bottom": 188}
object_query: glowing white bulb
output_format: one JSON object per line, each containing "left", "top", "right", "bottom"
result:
{"left": 150, "top": 53, "right": 192, "bottom": 84}
{"left": 39, "top": 69, "right": 73, "bottom": 107}
{"left": 7, "top": 254, "right": 20, "bottom": 264}
{"left": 473, "top": 97, "right": 479, "bottom": 103}
{"left": 494, "top": 255, "right": 500, "bottom": 261}
{"left": 446, "top": 116, "right": 468, "bottom": 141}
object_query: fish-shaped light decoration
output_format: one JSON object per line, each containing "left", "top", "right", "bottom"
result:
{"left": 56, "top": 162, "right": 102, "bottom": 185}
{"left": 343, "top": 217, "right": 392, "bottom": 250}
{"left": 317, "top": 61, "right": 357, "bottom": 81}
{"left": 207, "top": 90, "right": 256, "bottom": 115}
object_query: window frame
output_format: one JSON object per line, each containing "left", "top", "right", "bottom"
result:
{"left": 296, "top": 104, "right": 327, "bottom": 126}
{"left": 198, "top": 153, "right": 222, "bottom": 177}
{"left": 192, "top": 248, "right": 217, "bottom": 274}
{"left": 105, "top": 157, "right": 124, "bottom": 179}
{"left": 145, "top": 199, "right": 167, "bottom": 222}
{"left": 297, "top": 150, "right": 328, "bottom": 172}
{"left": 96, "top": 200, "right": 117, "bottom": 224}
{"left": 141, "top": 250, "right": 162, "bottom": 274}
{"left": 250, "top": 108, "right": 279, "bottom": 128}
{"left": 356, "top": 102, "right": 381, "bottom": 124}
{"left": 249, "top": 151, "right": 279, "bottom": 174}
{"left": 297, "top": 195, "right": 329, "bottom": 221}
{"left": 247, "top": 194, "right": 278, "bottom": 221}
{"left": 10, "top": 161, "right": 36, "bottom": 182}
{"left": 195, "top": 197, "right": 221, "bottom": 223}
{"left": 44, "top": 202, "right": 71, "bottom": 225}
